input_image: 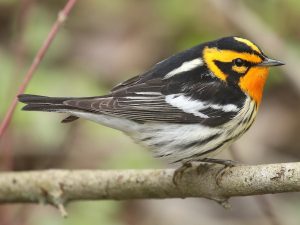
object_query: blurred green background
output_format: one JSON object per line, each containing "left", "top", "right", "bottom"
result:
{"left": 1, "top": 0, "right": 300, "bottom": 225}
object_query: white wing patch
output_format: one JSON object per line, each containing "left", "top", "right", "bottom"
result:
{"left": 165, "top": 94, "right": 209, "bottom": 118}
{"left": 165, "top": 94, "right": 239, "bottom": 119}
{"left": 210, "top": 103, "right": 238, "bottom": 112}
{"left": 164, "top": 58, "right": 203, "bottom": 79}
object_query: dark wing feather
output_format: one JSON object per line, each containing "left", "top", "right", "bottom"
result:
{"left": 65, "top": 75, "right": 246, "bottom": 127}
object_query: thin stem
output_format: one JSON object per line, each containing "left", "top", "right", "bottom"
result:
{"left": 0, "top": 0, "right": 77, "bottom": 140}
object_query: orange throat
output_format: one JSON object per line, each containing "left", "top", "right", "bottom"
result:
{"left": 239, "top": 67, "right": 269, "bottom": 105}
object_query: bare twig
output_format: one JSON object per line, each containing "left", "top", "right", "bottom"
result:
{"left": 0, "top": 0, "right": 77, "bottom": 140}
{"left": 0, "top": 163, "right": 300, "bottom": 207}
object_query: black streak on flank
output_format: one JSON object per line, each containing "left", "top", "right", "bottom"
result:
{"left": 180, "top": 133, "right": 221, "bottom": 149}
{"left": 174, "top": 136, "right": 235, "bottom": 163}
{"left": 140, "top": 136, "right": 152, "bottom": 142}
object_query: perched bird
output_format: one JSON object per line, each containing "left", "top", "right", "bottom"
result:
{"left": 18, "top": 36, "right": 283, "bottom": 179}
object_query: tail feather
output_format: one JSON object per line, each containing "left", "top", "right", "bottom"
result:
{"left": 18, "top": 94, "right": 75, "bottom": 112}
{"left": 18, "top": 94, "right": 72, "bottom": 104}
{"left": 18, "top": 94, "right": 80, "bottom": 123}
{"left": 21, "top": 103, "right": 75, "bottom": 112}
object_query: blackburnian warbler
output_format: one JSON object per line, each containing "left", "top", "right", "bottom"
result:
{"left": 18, "top": 36, "right": 284, "bottom": 180}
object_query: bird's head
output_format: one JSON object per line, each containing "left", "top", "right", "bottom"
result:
{"left": 202, "top": 36, "right": 284, "bottom": 105}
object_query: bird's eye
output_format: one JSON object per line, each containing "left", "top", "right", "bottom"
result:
{"left": 233, "top": 58, "right": 245, "bottom": 67}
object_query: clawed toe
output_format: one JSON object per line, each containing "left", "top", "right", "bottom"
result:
{"left": 173, "top": 162, "right": 192, "bottom": 185}
{"left": 172, "top": 158, "right": 240, "bottom": 186}
{"left": 200, "top": 158, "right": 239, "bottom": 167}
{"left": 216, "top": 165, "right": 232, "bottom": 186}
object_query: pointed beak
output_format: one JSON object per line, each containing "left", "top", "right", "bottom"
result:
{"left": 257, "top": 57, "right": 285, "bottom": 67}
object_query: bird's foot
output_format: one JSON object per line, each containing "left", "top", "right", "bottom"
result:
{"left": 173, "top": 162, "right": 192, "bottom": 185}
{"left": 197, "top": 158, "right": 239, "bottom": 186}
{"left": 198, "top": 158, "right": 238, "bottom": 167}
{"left": 173, "top": 158, "right": 240, "bottom": 186}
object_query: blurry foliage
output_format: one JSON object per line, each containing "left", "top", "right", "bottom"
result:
{"left": 0, "top": 1, "right": 299, "bottom": 225}
{"left": 27, "top": 201, "right": 123, "bottom": 225}
{"left": 24, "top": 5, "right": 70, "bottom": 63}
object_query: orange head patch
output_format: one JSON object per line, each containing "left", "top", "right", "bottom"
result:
{"left": 202, "top": 37, "right": 275, "bottom": 105}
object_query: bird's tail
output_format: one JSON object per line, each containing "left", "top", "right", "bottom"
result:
{"left": 18, "top": 94, "right": 77, "bottom": 111}
{"left": 18, "top": 94, "right": 79, "bottom": 123}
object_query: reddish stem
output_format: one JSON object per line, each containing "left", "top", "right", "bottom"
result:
{"left": 0, "top": 0, "right": 77, "bottom": 140}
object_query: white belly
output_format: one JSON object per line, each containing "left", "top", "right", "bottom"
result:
{"left": 72, "top": 97, "right": 257, "bottom": 164}
{"left": 132, "top": 97, "right": 257, "bottom": 163}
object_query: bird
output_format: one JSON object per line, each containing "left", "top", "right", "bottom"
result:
{"left": 18, "top": 36, "right": 284, "bottom": 182}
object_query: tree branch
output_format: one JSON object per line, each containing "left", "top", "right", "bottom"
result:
{"left": 0, "top": 163, "right": 299, "bottom": 207}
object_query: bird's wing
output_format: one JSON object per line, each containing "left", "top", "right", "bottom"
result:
{"left": 65, "top": 75, "right": 246, "bottom": 127}
{"left": 66, "top": 44, "right": 246, "bottom": 126}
